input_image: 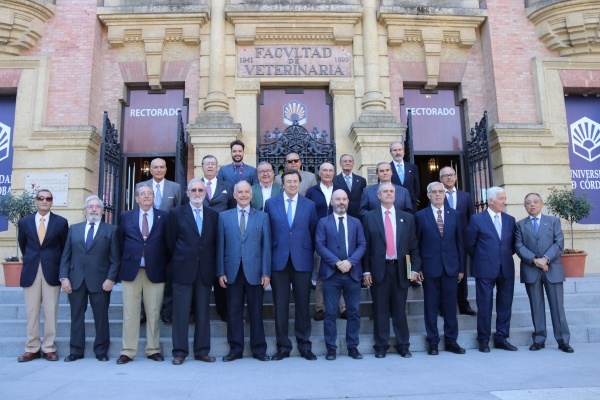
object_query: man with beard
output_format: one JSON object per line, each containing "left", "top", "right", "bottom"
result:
{"left": 217, "top": 140, "right": 258, "bottom": 186}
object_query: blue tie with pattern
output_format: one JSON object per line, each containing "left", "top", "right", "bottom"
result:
{"left": 287, "top": 199, "right": 293, "bottom": 227}
{"left": 86, "top": 223, "right": 95, "bottom": 250}
{"left": 195, "top": 208, "right": 203, "bottom": 235}
{"left": 534, "top": 217, "right": 539, "bottom": 237}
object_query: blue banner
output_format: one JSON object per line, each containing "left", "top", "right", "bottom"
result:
{"left": 0, "top": 96, "right": 16, "bottom": 232}
{"left": 564, "top": 96, "right": 600, "bottom": 224}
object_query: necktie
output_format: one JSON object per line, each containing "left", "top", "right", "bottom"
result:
{"left": 385, "top": 210, "right": 395, "bottom": 258}
{"left": 38, "top": 217, "right": 46, "bottom": 244}
{"left": 240, "top": 209, "right": 246, "bottom": 237}
{"left": 494, "top": 214, "right": 502, "bottom": 239}
{"left": 287, "top": 199, "right": 293, "bottom": 227}
{"left": 534, "top": 217, "right": 539, "bottom": 237}
{"left": 206, "top": 181, "right": 212, "bottom": 201}
{"left": 86, "top": 223, "right": 95, "bottom": 250}
{"left": 338, "top": 216, "right": 347, "bottom": 260}
{"left": 195, "top": 208, "right": 203, "bottom": 235}
{"left": 142, "top": 212, "right": 149, "bottom": 257}
{"left": 345, "top": 175, "right": 352, "bottom": 191}
{"left": 397, "top": 163, "right": 405, "bottom": 185}
{"left": 437, "top": 209, "right": 444, "bottom": 236}
{"left": 446, "top": 190, "right": 454, "bottom": 209}
{"left": 155, "top": 183, "right": 162, "bottom": 208}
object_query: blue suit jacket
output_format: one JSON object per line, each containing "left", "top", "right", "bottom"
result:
{"left": 264, "top": 193, "right": 318, "bottom": 272}
{"left": 444, "top": 189, "right": 474, "bottom": 240}
{"left": 118, "top": 208, "right": 169, "bottom": 284}
{"left": 466, "top": 210, "right": 516, "bottom": 279}
{"left": 390, "top": 160, "right": 420, "bottom": 210}
{"left": 415, "top": 207, "right": 464, "bottom": 278}
{"left": 216, "top": 207, "right": 271, "bottom": 285}
{"left": 305, "top": 183, "right": 344, "bottom": 219}
{"left": 358, "top": 183, "right": 413, "bottom": 220}
{"left": 217, "top": 163, "right": 258, "bottom": 186}
{"left": 315, "top": 214, "right": 366, "bottom": 282}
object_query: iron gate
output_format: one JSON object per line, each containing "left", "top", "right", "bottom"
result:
{"left": 403, "top": 109, "right": 414, "bottom": 164}
{"left": 98, "top": 111, "right": 122, "bottom": 224}
{"left": 466, "top": 111, "right": 493, "bottom": 213}
{"left": 174, "top": 110, "right": 189, "bottom": 195}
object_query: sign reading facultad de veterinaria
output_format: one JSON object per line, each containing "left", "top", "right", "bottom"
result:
{"left": 25, "top": 173, "right": 69, "bottom": 207}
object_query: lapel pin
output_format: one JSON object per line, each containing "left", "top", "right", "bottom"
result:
{"left": 400, "top": 219, "right": 404, "bottom": 222}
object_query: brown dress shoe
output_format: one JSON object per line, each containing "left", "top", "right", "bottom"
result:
{"left": 147, "top": 353, "right": 164, "bottom": 362}
{"left": 340, "top": 310, "right": 348, "bottom": 320}
{"left": 172, "top": 356, "right": 185, "bottom": 365}
{"left": 18, "top": 351, "right": 41, "bottom": 362}
{"left": 42, "top": 352, "right": 59, "bottom": 361}
{"left": 314, "top": 310, "right": 324, "bottom": 321}
{"left": 116, "top": 355, "right": 132, "bottom": 364}
{"left": 194, "top": 354, "right": 216, "bottom": 362}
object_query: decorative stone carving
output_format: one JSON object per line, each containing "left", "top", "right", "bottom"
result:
{"left": 235, "top": 78, "right": 260, "bottom": 93}
{"left": 527, "top": 0, "right": 600, "bottom": 57}
{"left": 0, "top": 0, "right": 55, "bottom": 56}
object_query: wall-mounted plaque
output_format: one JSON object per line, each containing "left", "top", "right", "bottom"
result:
{"left": 367, "top": 167, "right": 378, "bottom": 186}
{"left": 25, "top": 173, "right": 69, "bottom": 207}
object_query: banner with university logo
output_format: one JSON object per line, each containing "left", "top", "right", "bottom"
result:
{"left": 564, "top": 96, "right": 600, "bottom": 224}
{"left": 0, "top": 96, "right": 17, "bottom": 232}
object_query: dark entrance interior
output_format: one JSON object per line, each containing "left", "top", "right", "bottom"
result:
{"left": 414, "top": 154, "right": 464, "bottom": 211}
{"left": 123, "top": 156, "right": 176, "bottom": 211}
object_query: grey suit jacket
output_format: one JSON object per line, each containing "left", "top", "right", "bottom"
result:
{"left": 59, "top": 221, "right": 121, "bottom": 292}
{"left": 515, "top": 214, "right": 565, "bottom": 284}
{"left": 138, "top": 179, "right": 181, "bottom": 212}
{"left": 275, "top": 169, "right": 317, "bottom": 196}
{"left": 250, "top": 183, "right": 283, "bottom": 211}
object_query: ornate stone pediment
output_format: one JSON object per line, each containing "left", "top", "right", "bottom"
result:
{"left": 0, "top": 0, "right": 55, "bottom": 56}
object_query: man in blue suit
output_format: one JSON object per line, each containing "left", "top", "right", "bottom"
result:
{"left": 316, "top": 189, "right": 366, "bottom": 360}
{"left": 466, "top": 186, "right": 517, "bottom": 352}
{"left": 359, "top": 162, "right": 413, "bottom": 220}
{"left": 264, "top": 170, "right": 319, "bottom": 361}
{"left": 415, "top": 182, "right": 466, "bottom": 356}
{"left": 116, "top": 184, "right": 169, "bottom": 364}
{"left": 217, "top": 181, "right": 271, "bottom": 362}
{"left": 217, "top": 140, "right": 258, "bottom": 186}
{"left": 389, "top": 142, "right": 420, "bottom": 212}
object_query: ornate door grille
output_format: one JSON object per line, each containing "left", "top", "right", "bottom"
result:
{"left": 98, "top": 111, "right": 122, "bottom": 224}
{"left": 403, "top": 109, "right": 414, "bottom": 164}
{"left": 466, "top": 111, "right": 493, "bottom": 213}
{"left": 174, "top": 110, "right": 188, "bottom": 195}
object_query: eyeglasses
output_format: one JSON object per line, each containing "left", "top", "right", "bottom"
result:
{"left": 440, "top": 173, "right": 456, "bottom": 178}
{"left": 429, "top": 190, "right": 445, "bottom": 194}
{"left": 203, "top": 162, "right": 217, "bottom": 166}
{"left": 258, "top": 170, "right": 273, "bottom": 174}
{"left": 87, "top": 204, "right": 103, "bottom": 210}
{"left": 189, "top": 188, "right": 205, "bottom": 193}
{"left": 137, "top": 191, "right": 154, "bottom": 197}
{"left": 286, "top": 159, "right": 300, "bottom": 164}
{"left": 37, "top": 196, "right": 53, "bottom": 202}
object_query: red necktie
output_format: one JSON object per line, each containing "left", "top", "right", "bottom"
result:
{"left": 385, "top": 210, "right": 395, "bottom": 258}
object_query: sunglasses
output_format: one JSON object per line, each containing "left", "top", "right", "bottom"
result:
{"left": 189, "top": 188, "right": 205, "bottom": 193}
{"left": 37, "top": 196, "right": 53, "bottom": 202}
{"left": 286, "top": 159, "right": 300, "bottom": 164}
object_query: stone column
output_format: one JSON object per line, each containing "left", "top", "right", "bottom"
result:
{"left": 360, "top": 0, "right": 386, "bottom": 111}
{"left": 329, "top": 78, "right": 358, "bottom": 168}
{"left": 234, "top": 79, "right": 261, "bottom": 164}
{"left": 204, "top": 0, "right": 229, "bottom": 112}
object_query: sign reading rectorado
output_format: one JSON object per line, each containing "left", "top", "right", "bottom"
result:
{"left": 237, "top": 45, "right": 352, "bottom": 77}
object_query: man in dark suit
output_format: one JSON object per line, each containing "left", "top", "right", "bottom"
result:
{"left": 415, "top": 182, "right": 466, "bottom": 356}
{"left": 217, "top": 181, "right": 271, "bottom": 362}
{"left": 201, "top": 154, "right": 236, "bottom": 322}
{"left": 359, "top": 162, "right": 413, "bottom": 220}
{"left": 274, "top": 152, "right": 318, "bottom": 196}
{"left": 466, "top": 186, "right": 517, "bottom": 353}
{"left": 515, "top": 193, "right": 573, "bottom": 353}
{"left": 217, "top": 139, "right": 258, "bottom": 186}
{"left": 17, "top": 189, "right": 68, "bottom": 362}
{"left": 250, "top": 161, "right": 283, "bottom": 211}
{"left": 116, "top": 184, "right": 169, "bottom": 364}
{"left": 389, "top": 142, "right": 420, "bottom": 212}
{"left": 264, "top": 170, "right": 319, "bottom": 361}
{"left": 166, "top": 178, "right": 219, "bottom": 365}
{"left": 315, "top": 189, "right": 366, "bottom": 360}
{"left": 333, "top": 154, "right": 367, "bottom": 219}
{"left": 362, "top": 183, "right": 421, "bottom": 358}
{"left": 440, "top": 166, "right": 476, "bottom": 316}
{"left": 59, "top": 195, "right": 120, "bottom": 362}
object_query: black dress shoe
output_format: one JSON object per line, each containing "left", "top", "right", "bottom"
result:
{"left": 222, "top": 352, "right": 243, "bottom": 362}
{"left": 172, "top": 355, "right": 185, "bottom": 365}
{"left": 300, "top": 350, "right": 317, "bottom": 360}
{"left": 427, "top": 345, "right": 439, "bottom": 355}
{"left": 96, "top": 354, "right": 109, "bottom": 361}
{"left": 161, "top": 315, "right": 172, "bottom": 323}
{"left": 445, "top": 343, "right": 466, "bottom": 354}
{"left": 348, "top": 347, "right": 363, "bottom": 359}
{"left": 459, "top": 307, "right": 477, "bottom": 316}
{"left": 494, "top": 341, "right": 518, "bottom": 351}
{"left": 219, "top": 314, "right": 228, "bottom": 323}
{"left": 64, "top": 354, "right": 84, "bottom": 362}
{"left": 529, "top": 342, "right": 544, "bottom": 351}
{"left": 398, "top": 348, "right": 412, "bottom": 358}
{"left": 252, "top": 353, "right": 270, "bottom": 361}
{"left": 326, "top": 348, "right": 336, "bottom": 361}
{"left": 374, "top": 350, "right": 386, "bottom": 358}
{"left": 140, "top": 315, "right": 147, "bottom": 324}
{"left": 410, "top": 280, "right": 421, "bottom": 288}
{"left": 271, "top": 350, "right": 290, "bottom": 361}
{"left": 194, "top": 354, "right": 216, "bottom": 362}
{"left": 314, "top": 310, "right": 324, "bottom": 321}
{"left": 479, "top": 342, "right": 490, "bottom": 353}
{"left": 559, "top": 343, "right": 574, "bottom": 353}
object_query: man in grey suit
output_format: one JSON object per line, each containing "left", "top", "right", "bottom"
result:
{"left": 217, "top": 181, "right": 271, "bottom": 362}
{"left": 515, "top": 193, "right": 573, "bottom": 353}
{"left": 59, "top": 195, "right": 120, "bottom": 362}
{"left": 275, "top": 152, "right": 317, "bottom": 196}
{"left": 359, "top": 162, "right": 413, "bottom": 220}
{"left": 251, "top": 161, "right": 283, "bottom": 211}
{"left": 217, "top": 140, "right": 258, "bottom": 186}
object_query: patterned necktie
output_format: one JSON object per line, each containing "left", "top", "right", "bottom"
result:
{"left": 534, "top": 217, "right": 540, "bottom": 237}
{"left": 385, "top": 210, "right": 395, "bottom": 258}
{"left": 240, "top": 209, "right": 246, "bottom": 237}
{"left": 142, "top": 212, "right": 149, "bottom": 257}
{"left": 437, "top": 209, "right": 444, "bottom": 236}
{"left": 86, "top": 223, "right": 95, "bottom": 250}
{"left": 155, "top": 183, "right": 162, "bottom": 208}
{"left": 494, "top": 214, "right": 502, "bottom": 239}
{"left": 206, "top": 181, "right": 212, "bottom": 201}
{"left": 38, "top": 217, "right": 46, "bottom": 244}
{"left": 345, "top": 175, "right": 352, "bottom": 191}
{"left": 287, "top": 199, "right": 293, "bottom": 227}
{"left": 446, "top": 190, "right": 454, "bottom": 209}
{"left": 338, "top": 216, "right": 347, "bottom": 260}
{"left": 195, "top": 208, "right": 203, "bottom": 235}
{"left": 397, "top": 163, "right": 405, "bottom": 185}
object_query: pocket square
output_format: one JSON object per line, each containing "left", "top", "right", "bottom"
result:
{"left": 222, "top": 190, "right": 227, "bottom": 194}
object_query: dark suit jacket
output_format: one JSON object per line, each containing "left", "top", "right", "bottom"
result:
{"left": 59, "top": 221, "right": 121, "bottom": 292}
{"left": 217, "top": 162, "right": 258, "bottom": 186}
{"left": 118, "top": 208, "right": 169, "bottom": 283}
{"left": 315, "top": 214, "right": 366, "bottom": 282}
{"left": 362, "top": 208, "right": 421, "bottom": 288}
{"left": 358, "top": 183, "right": 413, "bottom": 220}
{"left": 390, "top": 161, "right": 420, "bottom": 210}
{"left": 515, "top": 214, "right": 565, "bottom": 284}
{"left": 305, "top": 183, "right": 344, "bottom": 219}
{"left": 166, "top": 204, "right": 219, "bottom": 286}
{"left": 444, "top": 189, "right": 474, "bottom": 240}
{"left": 332, "top": 172, "right": 367, "bottom": 219}
{"left": 18, "top": 212, "right": 69, "bottom": 288}
{"left": 264, "top": 193, "right": 318, "bottom": 273}
{"left": 138, "top": 178, "right": 181, "bottom": 212}
{"left": 466, "top": 210, "right": 516, "bottom": 279}
{"left": 250, "top": 183, "right": 283, "bottom": 211}
{"left": 415, "top": 207, "right": 464, "bottom": 278}
{"left": 202, "top": 178, "right": 236, "bottom": 213}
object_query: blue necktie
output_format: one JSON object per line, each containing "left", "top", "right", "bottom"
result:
{"left": 397, "top": 163, "right": 405, "bottom": 185}
{"left": 447, "top": 190, "right": 454, "bottom": 209}
{"left": 195, "top": 208, "right": 203, "bottom": 235}
{"left": 494, "top": 214, "right": 502, "bottom": 239}
{"left": 155, "top": 183, "right": 162, "bottom": 208}
{"left": 287, "top": 199, "right": 293, "bottom": 227}
{"left": 534, "top": 217, "right": 539, "bottom": 237}
{"left": 345, "top": 175, "right": 352, "bottom": 191}
{"left": 86, "top": 223, "right": 95, "bottom": 250}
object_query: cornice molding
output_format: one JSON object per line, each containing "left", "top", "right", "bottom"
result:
{"left": 0, "top": 0, "right": 55, "bottom": 56}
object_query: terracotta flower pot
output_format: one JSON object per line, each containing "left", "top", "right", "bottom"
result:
{"left": 560, "top": 253, "right": 587, "bottom": 278}
{"left": 2, "top": 261, "right": 23, "bottom": 287}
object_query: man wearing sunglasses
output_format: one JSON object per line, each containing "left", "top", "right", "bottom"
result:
{"left": 17, "top": 189, "right": 68, "bottom": 362}
{"left": 275, "top": 152, "right": 317, "bottom": 196}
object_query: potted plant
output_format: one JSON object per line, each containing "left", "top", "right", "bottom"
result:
{"left": 545, "top": 186, "right": 593, "bottom": 277}
{"left": 0, "top": 190, "right": 37, "bottom": 286}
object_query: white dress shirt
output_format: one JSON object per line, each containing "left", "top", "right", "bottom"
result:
{"left": 334, "top": 213, "right": 349, "bottom": 260}
{"left": 84, "top": 220, "right": 98, "bottom": 241}
{"left": 237, "top": 205, "right": 251, "bottom": 225}
{"left": 381, "top": 205, "right": 397, "bottom": 260}
{"left": 35, "top": 212, "right": 50, "bottom": 230}
{"left": 260, "top": 183, "right": 273, "bottom": 208}
{"left": 190, "top": 202, "right": 204, "bottom": 218}
{"left": 320, "top": 183, "right": 334, "bottom": 208}
{"left": 153, "top": 179, "right": 164, "bottom": 196}
{"left": 432, "top": 204, "right": 445, "bottom": 223}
